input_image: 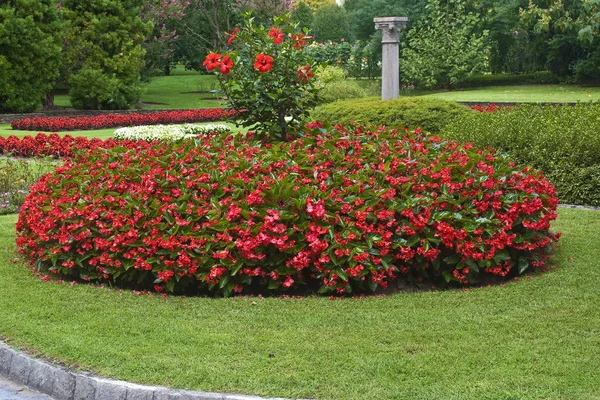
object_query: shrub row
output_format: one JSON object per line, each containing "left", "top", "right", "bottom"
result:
{"left": 113, "top": 124, "right": 231, "bottom": 142}
{"left": 311, "top": 97, "right": 473, "bottom": 133}
{"left": 0, "top": 133, "right": 153, "bottom": 158}
{"left": 456, "top": 71, "right": 559, "bottom": 88}
{"left": 441, "top": 103, "right": 600, "bottom": 206}
{"left": 17, "top": 124, "right": 560, "bottom": 296}
{"left": 11, "top": 108, "right": 236, "bottom": 132}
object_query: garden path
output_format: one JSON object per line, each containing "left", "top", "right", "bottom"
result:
{"left": 0, "top": 376, "right": 54, "bottom": 400}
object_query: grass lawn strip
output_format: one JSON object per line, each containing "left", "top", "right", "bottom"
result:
{"left": 0, "top": 208, "right": 598, "bottom": 399}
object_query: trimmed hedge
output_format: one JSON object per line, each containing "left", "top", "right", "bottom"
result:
{"left": 311, "top": 97, "right": 473, "bottom": 133}
{"left": 456, "top": 71, "right": 559, "bottom": 88}
{"left": 17, "top": 124, "right": 560, "bottom": 296}
{"left": 441, "top": 103, "right": 600, "bottom": 207}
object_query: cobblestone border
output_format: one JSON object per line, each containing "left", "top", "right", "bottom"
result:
{"left": 558, "top": 204, "right": 600, "bottom": 212}
{"left": 0, "top": 341, "right": 300, "bottom": 400}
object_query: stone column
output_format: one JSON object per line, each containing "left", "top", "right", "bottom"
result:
{"left": 374, "top": 17, "right": 408, "bottom": 100}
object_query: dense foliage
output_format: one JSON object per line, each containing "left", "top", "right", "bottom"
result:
{"left": 205, "top": 14, "right": 321, "bottom": 140}
{"left": 311, "top": 97, "right": 473, "bottom": 132}
{"left": 61, "top": 0, "right": 151, "bottom": 109}
{"left": 311, "top": 5, "right": 353, "bottom": 42}
{"left": 17, "top": 125, "right": 560, "bottom": 296}
{"left": 317, "top": 66, "right": 365, "bottom": 104}
{"left": 11, "top": 109, "right": 234, "bottom": 132}
{"left": 400, "top": 0, "right": 489, "bottom": 89}
{"left": 0, "top": 0, "right": 63, "bottom": 113}
{"left": 0, "top": 158, "right": 57, "bottom": 215}
{"left": 442, "top": 103, "right": 600, "bottom": 206}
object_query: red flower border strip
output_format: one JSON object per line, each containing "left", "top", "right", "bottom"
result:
{"left": 11, "top": 108, "right": 236, "bottom": 132}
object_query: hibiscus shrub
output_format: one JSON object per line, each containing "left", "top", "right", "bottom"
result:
{"left": 16, "top": 124, "right": 560, "bottom": 296}
{"left": 204, "top": 14, "right": 321, "bottom": 140}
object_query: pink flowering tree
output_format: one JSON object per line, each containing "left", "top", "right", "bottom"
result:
{"left": 141, "top": 0, "right": 190, "bottom": 76}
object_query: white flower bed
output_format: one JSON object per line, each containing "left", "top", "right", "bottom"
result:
{"left": 113, "top": 123, "right": 231, "bottom": 142}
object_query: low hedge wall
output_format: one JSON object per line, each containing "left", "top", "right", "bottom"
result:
{"left": 311, "top": 97, "right": 473, "bottom": 133}
{"left": 441, "top": 103, "right": 600, "bottom": 207}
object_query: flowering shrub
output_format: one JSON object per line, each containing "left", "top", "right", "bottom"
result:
{"left": 17, "top": 124, "right": 560, "bottom": 296}
{"left": 469, "top": 104, "right": 507, "bottom": 113}
{"left": 11, "top": 108, "right": 235, "bottom": 132}
{"left": 0, "top": 133, "right": 153, "bottom": 158}
{"left": 204, "top": 14, "right": 321, "bottom": 141}
{"left": 114, "top": 124, "right": 231, "bottom": 142}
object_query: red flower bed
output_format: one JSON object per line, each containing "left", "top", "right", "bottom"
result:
{"left": 16, "top": 124, "right": 560, "bottom": 296}
{"left": 11, "top": 108, "right": 235, "bottom": 132}
{"left": 0, "top": 133, "right": 153, "bottom": 158}
{"left": 469, "top": 104, "right": 509, "bottom": 113}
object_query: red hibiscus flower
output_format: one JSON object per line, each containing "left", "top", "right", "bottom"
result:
{"left": 226, "top": 27, "right": 240, "bottom": 45}
{"left": 254, "top": 53, "right": 274, "bottom": 73}
{"left": 268, "top": 27, "right": 284, "bottom": 45}
{"left": 298, "top": 65, "right": 314, "bottom": 82}
{"left": 203, "top": 52, "right": 222, "bottom": 71}
{"left": 292, "top": 33, "right": 308, "bottom": 50}
{"left": 220, "top": 54, "right": 234, "bottom": 74}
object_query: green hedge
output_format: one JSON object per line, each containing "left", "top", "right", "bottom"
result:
{"left": 456, "top": 71, "right": 559, "bottom": 88}
{"left": 311, "top": 97, "right": 473, "bottom": 133}
{"left": 441, "top": 103, "right": 600, "bottom": 207}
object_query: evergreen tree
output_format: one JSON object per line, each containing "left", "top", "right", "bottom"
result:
{"left": 0, "top": 0, "right": 63, "bottom": 112}
{"left": 311, "top": 4, "right": 352, "bottom": 42}
{"left": 292, "top": 1, "right": 314, "bottom": 31}
{"left": 62, "top": 0, "right": 151, "bottom": 109}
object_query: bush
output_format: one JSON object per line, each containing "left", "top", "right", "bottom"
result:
{"left": 68, "top": 69, "right": 142, "bottom": 111}
{"left": 441, "top": 103, "right": 600, "bottom": 206}
{"left": 114, "top": 124, "right": 231, "bottom": 141}
{"left": 316, "top": 66, "right": 365, "bottom": 104}
{"left": 319, "top": 81, "right": 365, "bottom": 104}
{"left": 17, "top": 124, "right": 560, "bottom": 296}
{"left": 456, "top": 71, "right": 559, "bottom": 88}
{"left": 311, "top": 97, "right": 473, "bottom": 132}
{"left": 11, "top": 109, "right": 235, "bottom": 132}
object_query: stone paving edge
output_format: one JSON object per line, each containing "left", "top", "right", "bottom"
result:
{"left": 0, "top": 341, "right": 302, "bottom": 400}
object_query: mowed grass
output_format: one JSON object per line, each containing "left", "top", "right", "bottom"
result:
{"left": 53, "top": 67, "right": 224, "bottom": 110}
{"left": 0, "top": 208, "right": 598, "bottom": 399}
{"left": 0, "top": 122, "right": 246, "bottom": 140}
{"left": 417, "top": 84, "right": 600, "bottom": 103}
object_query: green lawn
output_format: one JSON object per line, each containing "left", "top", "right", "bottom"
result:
{"left": 418, "top": 84, "right": 600, "bottom": 103}
{"left": 0, "top": 208, "right": 598, "bottom": 399}
{"left": 53, "top": 66, "right": 224, "bottom": 110}
{"left": 0, "top": 122, "right": 245, "bottom": 139}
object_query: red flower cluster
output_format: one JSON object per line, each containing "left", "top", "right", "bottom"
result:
{"left": 469, "top": 104, "right": 508, "bottom": 113}
{"left": 254, "top": 53, "right": 274, "bottom": 73}
{"left": 11, "top": 109, "right": 235, "bottom": 132}
{"left": 297, "top": 65, "right": 314, "bottom": 82}
{"left": 292, "top": 33, "right": 308, "bottom": 50}
{"left": 0, "top": 133, "right": 152, "bottom": 158}
{"left": 16, "top": 124, "right": 560, "bottom": 296}
{"left": 226, "top": 27, "right": 240, "bottom": 45}
{"left": 203, "top": 53, "right": 234, "bottom": 74}
{"left": 268, "top": 27, "right": 284, "bottom": 45}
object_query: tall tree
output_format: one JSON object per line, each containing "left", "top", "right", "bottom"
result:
{"left": 0, "top": 0, "right": 63, "bottom": 112}
{"left": 62, "top": 0, "right": 151, "bottom": 109}
{"left": 311, "top": 4, "right": 352, "bottom": 42}
{"left": 400, "top": 0, "right": 489, "bottom": 89}
{"left": 292, "top": 1, "right": 314, "bottom": 31}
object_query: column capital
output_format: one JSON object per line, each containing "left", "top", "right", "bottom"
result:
{"left": 374, "top": 17, "right": 408, "bottom": 43}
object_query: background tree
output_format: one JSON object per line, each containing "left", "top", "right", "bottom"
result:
{"left": 62, "top": 0, "right": 151, "bottom": 110}
{"left": 292, "top": 1, "right": 314, "bottom": 31}
{"left": 521, "top": 0, "right": 600, "bottom": 81}
{"left": 0, "top": 0, "right": 63, "bottom": 113}
{"left": 400, "top": 0, "right": 489, "bottom": 89}
{"left": 234, "top": 0, "right": 295, "bottom": 25}
{"left": 299, "top": 0, "right": 335, "bottom": 10}
{"left": 141, "top": 0, "right": 190, "bottom": 77}
{"left": 311, "top": 5, "right": 352, "bottom": 42}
